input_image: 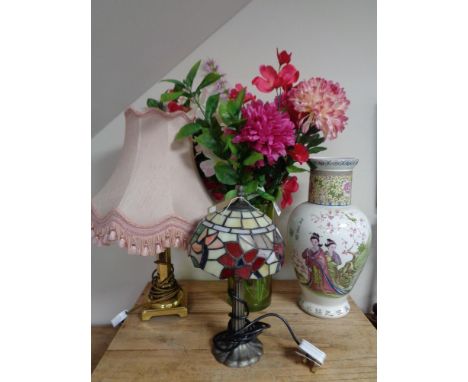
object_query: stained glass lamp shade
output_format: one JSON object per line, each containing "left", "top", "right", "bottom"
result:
{"left": 188, "top": 197, "right": 284, "bottom": 280}
{"left": 188, "top": 195, "right": 284, "bottom": 367}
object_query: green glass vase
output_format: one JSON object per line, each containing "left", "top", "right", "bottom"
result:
{"left": 227, "top": 201, "right": 274, "bottom": 312}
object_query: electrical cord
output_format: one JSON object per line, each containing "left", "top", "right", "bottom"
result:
{"left": 213, "top": 287, "right": 301, "bottom": 353}
{"left": 148, "top": 260, "right": 181, "bottom": 303}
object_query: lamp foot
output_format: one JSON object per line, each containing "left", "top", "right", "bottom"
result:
{"left": 140, "top": 288, "right": 188, "bottom": 320}
{"left": 212, "top": 337, "right": 263, "bottom": 368}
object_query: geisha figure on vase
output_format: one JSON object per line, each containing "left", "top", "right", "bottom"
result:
{"left": 302, "top": 233, "right": 345, "bottom": 296}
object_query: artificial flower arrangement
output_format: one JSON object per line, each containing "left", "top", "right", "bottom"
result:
{"left": 147, "top": 50, "right": 350, "bottom": 211}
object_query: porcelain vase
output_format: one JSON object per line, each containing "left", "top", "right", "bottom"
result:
{"left": 287, "top": 157, "right": 371, "bottom": 318}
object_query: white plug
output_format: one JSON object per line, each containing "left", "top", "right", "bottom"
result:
{"left": 111, "top": 310, "right": 128, "bottom": 327}
{"left": 297, "top": 339, "right": 327, "bottom": 367}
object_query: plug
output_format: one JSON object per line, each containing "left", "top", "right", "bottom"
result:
{"left": 296, "top": 339, "right": 326, "bottom": 369}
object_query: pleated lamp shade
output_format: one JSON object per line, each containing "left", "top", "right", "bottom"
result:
{"left": 92, "top": 108, "right": 212, "bottom": 256}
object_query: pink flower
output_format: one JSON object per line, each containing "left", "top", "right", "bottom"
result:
{"left": 343, "top": 181, "right": 351, "bottom": 194}
{"left": 233, "top": 100, "right": 295, "bottom": 164}
{"left": 288, "top": 77, "right": 350, "bottom": 139}
{"left": 252, "top": 65, "right": 281, "bottom": 93}
{"left": 252, "top": 64, "right": 299, "bottom": 93}
{"left": 200, "top": 159, "right": 215, "bottom": 177}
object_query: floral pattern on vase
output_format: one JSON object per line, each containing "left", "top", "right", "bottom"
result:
{"left": 309, "top": 174, "right": 353, "bottom": 206}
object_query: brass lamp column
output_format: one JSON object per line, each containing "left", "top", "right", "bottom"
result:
{"left": 141, "top": 248, "right": 188, "bottom": 320}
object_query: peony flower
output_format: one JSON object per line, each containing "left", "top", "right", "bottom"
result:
{"left": 277, "top": 49, "right": 292, "bottom": 66}
{"left": 281, "top": 176, "right": 299, "bottom": 209}
{"left": 233, "top": 100, "right": 296, "bottom": 164}
{"left": 252, "top": 64, "right": 299, "bottom": 93}
{"left": 229, "top": 83, "right": 256, "bottom": 103}
{"left": 288, "top": 77, "right": 350, "bottom": 139}
{"left": 288, "top": 143, "right": 309, "bottom": 164}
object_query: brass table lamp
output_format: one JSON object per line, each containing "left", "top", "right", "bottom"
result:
{"left": 92, "top": 107, "right": 212, "bottom": 320}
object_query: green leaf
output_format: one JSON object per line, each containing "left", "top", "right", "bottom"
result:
{"left": 218, "top": 101, "right": 232, "bottom": 124}
{"left": 243, "top": 152, "right": 263, "bottom": 166}
{"left": 196, "top": 72, "right": 222, "bottom": 92}
{"left": 307, "top": 160, "right": 317, "bottom": 170}
{"left": 308, "top": 146, "right": 327, "bottom": 153}
{"left": 185, "top": 60, "right": 201, "bottom": 88}
{"left": 287, "top": 165, "right": 308, "bottom": 173}
{"left": 147, "top": 98, "right": 163, "bottom": 109}
{"left": 243, "top": 179, "right": 258, "bottom": 194}
{"left": 233, "top": 87, "right": 246, "bottom": 110}
{"left": 257, "top": 190, "right": 276, "bottom": 202}
{"left": 224, "top": 189, "right": 238, "bottom": 201}
{"left": 228, "top": 118, "right": 247, "bottom": 129}
{"left": 205, "top": 93, "right": 220, "bottom": 123}
{"left": 175, "top": 123, "right": 202, "bottom": 140}
{"left": 161, "top": 79, "right": 186, "bottom": 88}
{"left": 224, "top": 135, "right": 238, "bottom": 155}
{"left": 195, "top": 128, "right": 218, "bottom": 151}
{"left": 214, "top": 162, "right": 238, "bottom": 185}
{"left": 160, "top": 91, "right": 184, "bottom": 103}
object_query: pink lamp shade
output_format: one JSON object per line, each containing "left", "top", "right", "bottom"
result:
{"left": 92, "top": 107, "right": 212, "bottom": 256}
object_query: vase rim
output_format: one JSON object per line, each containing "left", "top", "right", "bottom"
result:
{"left": 310, "top": 157, "right": 359, "bottom": 171}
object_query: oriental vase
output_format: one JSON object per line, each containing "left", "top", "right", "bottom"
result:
{"left": 287, "top": 157, "right": 371, "bottom": 318}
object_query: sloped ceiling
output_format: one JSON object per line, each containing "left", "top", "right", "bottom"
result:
{"left": 92, "top": 0, "right": 251, "bottom": 136}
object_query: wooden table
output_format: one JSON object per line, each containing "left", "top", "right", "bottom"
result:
{"left": 92, "top": 280, "right": 376, "bottom": 381}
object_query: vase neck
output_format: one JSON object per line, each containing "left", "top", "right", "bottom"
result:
{"left": 309, "top": 169, "right": 353, "bottom": 206}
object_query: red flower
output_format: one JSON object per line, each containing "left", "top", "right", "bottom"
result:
{"left": 252, "top": 64, "right": 299, "bottom": 93}
{"left": 167, "top": 101, "right": 189, "bottom": 113}
{"left": 229, "top": 83, "right": 256, "bottom": 103}
{"left": 277, "top": 49, "right": 292, "bottom": 66}
{"left": 281, "top": 176, "right": 299, "bottom": 209}
{"left": 288, "top": 144, "right": 309, "bottom": 164}
{"left": 278, "top": 64, "right": 299, "bottom": 91}
{"left": 217, "top": 242, "right": 265, "bottom": 279}
{"left": 212, "top": 192, "right": 225, "bottom": 201}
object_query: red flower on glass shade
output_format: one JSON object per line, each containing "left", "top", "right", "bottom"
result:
{"left": 167, "top": 101, "right": 190, "bottom": 113}
{"left": 288, "top": 143, "right": 309, "bottom": 164}
{"left": 252, "top": 64, "right": 299, "bottom": 93}
{"left": 281, "top": 176, "right": 299, "bottom": 209}
{"left": 229, "top": 83, "right": 256, "bottom": 103}
{"left": 277, "top": 49, "right": 292, "bottom": 66}
{"left": 217, "top": 242, "right": 265, "bottom": 279}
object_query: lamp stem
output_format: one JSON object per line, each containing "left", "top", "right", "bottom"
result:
{"left": 232, "top": 277, "right": 246, "bottom": 332}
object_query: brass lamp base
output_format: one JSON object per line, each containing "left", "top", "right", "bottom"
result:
{"left": 138, "top": 248, "right": 188, "bottom": 320}
{"left": 141, "top": 288, "right": 188, "bottom": 320}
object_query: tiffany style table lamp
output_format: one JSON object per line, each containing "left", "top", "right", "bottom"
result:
{"left": 92, "top": 107, "right": 212, "bottom": 320}
{"left": 188, "top": 191, "right": 285, "bottom": 367}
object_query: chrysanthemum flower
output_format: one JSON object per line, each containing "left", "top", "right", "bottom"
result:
{"left": 233, "top": 100, "right": 295, "bottom": 164}
{"left": 288, "top": 77, "right": 350, "bottom": 139}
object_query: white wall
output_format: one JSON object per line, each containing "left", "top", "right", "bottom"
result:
{"left": 92, "top": 0, "right": 376, "bottom": 324}
{"left": 92, "top": 0, "right": 251, "bottom": 136}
